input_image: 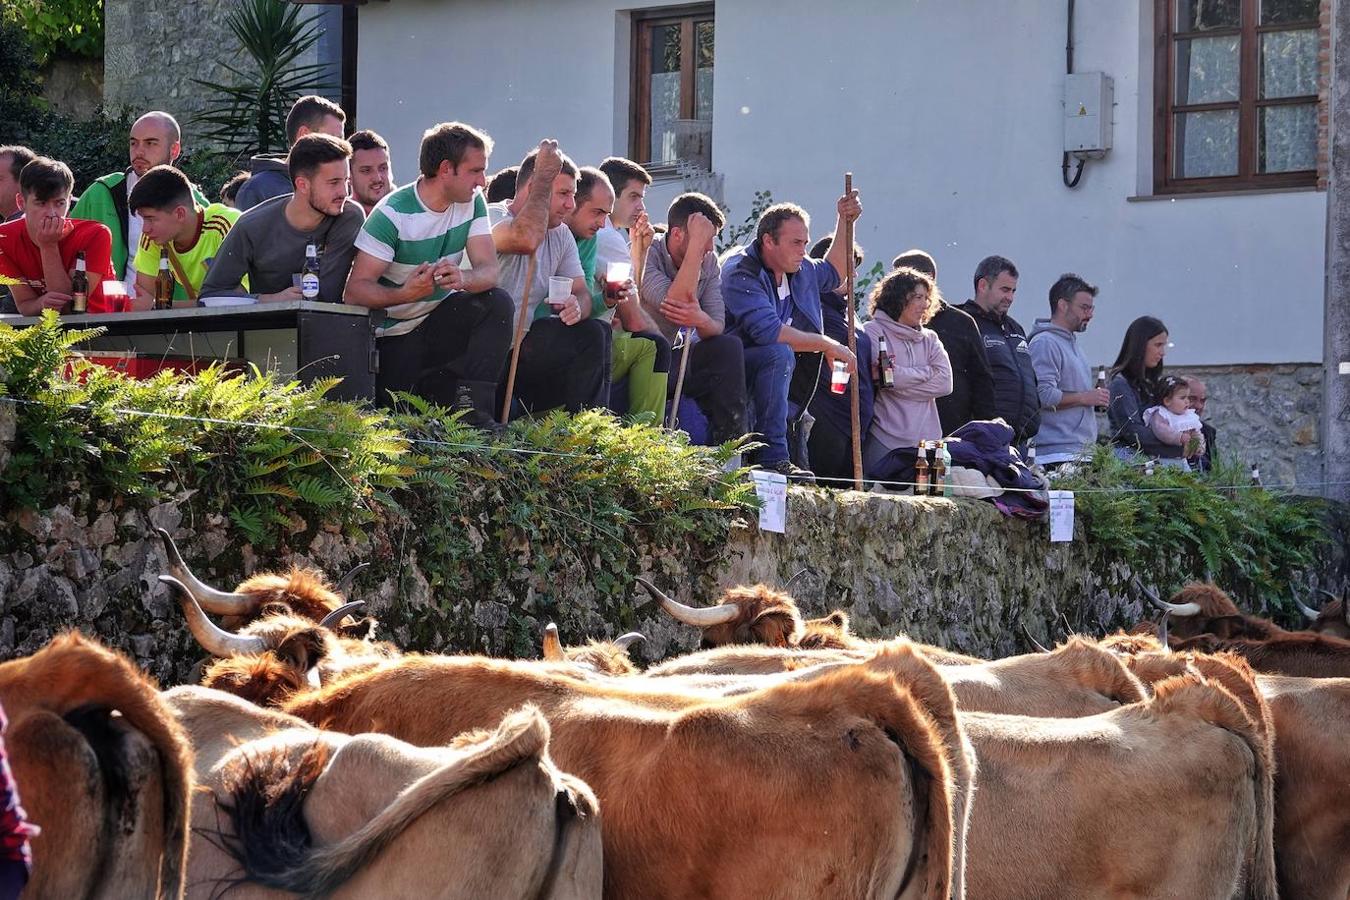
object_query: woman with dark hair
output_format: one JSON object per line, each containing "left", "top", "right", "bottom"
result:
{"left": 1107, "top": 315, "right": 1183, "bottom": 461}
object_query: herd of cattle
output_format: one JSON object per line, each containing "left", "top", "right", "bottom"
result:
{"left": 3, "top": 528, "right": 1350, "bottom": 898}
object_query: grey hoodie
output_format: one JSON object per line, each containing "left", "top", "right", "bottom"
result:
{"left": 1028, "top": 319, "right": 1096, "bottom": 460}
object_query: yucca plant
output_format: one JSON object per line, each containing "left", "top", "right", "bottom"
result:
{"left": 191, "top": 0, "right": 332, "bottom": 161}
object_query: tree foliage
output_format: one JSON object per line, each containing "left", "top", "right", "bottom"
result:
{"left": 2, "top": 0, "right": 103, "bottom": 63}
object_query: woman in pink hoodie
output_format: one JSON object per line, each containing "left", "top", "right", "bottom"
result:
{"left": 861, "top": 267, "right": 953, "bottom": 481}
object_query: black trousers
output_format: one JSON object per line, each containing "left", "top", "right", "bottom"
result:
{"left": 668, "top": 334, "right": 748, "bottom": 445}
{"left": 375, "top": 288, "right": 514, "bottom": 407}
{"left": 807, "top": 418, "right": 854, "bottom": 482}
{"left": 508, "top": 317, "right": 612, "bottom": 414}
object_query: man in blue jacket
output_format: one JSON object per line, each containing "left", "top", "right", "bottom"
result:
{"left": 721, "top": 193, "right": 861, "bottom": 481}
{"left": 959, "top": 255, "right": 1040, "bottom": 446}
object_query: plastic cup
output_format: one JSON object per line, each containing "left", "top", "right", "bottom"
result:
{"left": 547, "top": 276, "right": 572, "bottom": 314}
{"left": 101, "top": 280, "right": 129, "bottom": 312}
{"left": 830, "top": 359, "right": 849, "bottom": 394}
{"left": 604, "top": 261, "right": 631, "bottom": 303}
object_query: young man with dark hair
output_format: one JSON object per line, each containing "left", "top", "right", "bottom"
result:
{"left": 235, "top": 95, "right": 346, "bottom": 211}
{"left": 219, "top": 172, "right": 249, "bottom": 209}
{"left": 201, "top": 134, "right": 363, "bottom": 303}
{"left": 484, "top": 166, "right": 518, "bottom": 203}
{"left": 349, "top": 129, "right": 394, "bottom": 215}
{"left": 0, "top": 157, "right": 115, "bottom": 316}
{"left": 894, "top": 248, "right": 995, "bottom": 436}
{"left": 344, "top": 121, "right": 512, "bottom": 427}
{"left": 721, "top": 193, "right": 862, "bottom": 481}
{"left": 127, "top": 165, "right": 240, "bottom": 308}
{"left": 565, "top": 167, "right": 669, "bottom": 422}
{"left": 595, "top": 155, "right": 652, "bottom": 269}
{"left": 0, "top": 146, "right": 36, "bottom": 223}
{"left": 640, "top": 192, "right": 747, "bottom": 446}
{"left": 490, "top": 141, "right": 611, "bottom": 414}
{"left": 959, "top": 254, "right": 1040, "bottom": 445}
{"left": 1028, "top": 272, "right": 1106, "bottom": 465}
{"left": 70, "top": 111, "right": 206, "bottom": 280}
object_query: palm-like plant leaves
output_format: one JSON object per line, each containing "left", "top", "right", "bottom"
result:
{"left": 191, "top": 0, "right": 332, "bottom": 159}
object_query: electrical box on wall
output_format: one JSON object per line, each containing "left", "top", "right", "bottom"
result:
{"left": 1064, "top": 72, "right": 1113, "bottom": 158}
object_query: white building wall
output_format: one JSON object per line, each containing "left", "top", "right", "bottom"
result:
{"left": 357, "top": 0, "right": 1326, "bottom": 367}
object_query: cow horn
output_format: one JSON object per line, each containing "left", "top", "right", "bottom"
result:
{"left": 1294, "top": 595, "right": 1321, "bottom": 621}
{"left": 1133, "top": 577, "right": 1201, "bottom": 617}
{"left": 335, "top": 562, "right": 369, "bottom": 596}
{"left": 155, "top": 528, "right": 259, "bottom": 616}
{"left": 1157, "top": 613, "right": 1170, "bottom": 648}
{"left": 161, "top": 575, "right": 268, "bottom": 658}
{"left": 613, "top": 632, "right": 646, "bottom": 650}
{"left": 1020, "top": 622, "right": 1050, "bottom": 654}
{"left": 319, "top": 600, "right": 366, "bottom": 629}
{"left": 542, "top": 623, "right": 565, "bottom": 661}
{"left": 637, "top": 577, "right": 739, "bottom": 627}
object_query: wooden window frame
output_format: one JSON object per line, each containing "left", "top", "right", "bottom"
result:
{"left": 630, "top": 4, "right": 714, "bottom": 168}
{"left": 1153, "top": 0, "right": 1321, "bottom": 194}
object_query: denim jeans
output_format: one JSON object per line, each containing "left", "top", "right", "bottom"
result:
{"left": 742, "top": 342, "right": 795, "bottom": 464}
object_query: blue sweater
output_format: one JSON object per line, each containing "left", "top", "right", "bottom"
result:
{"left": 721, "top": 240, "right": 836, "bottom": 346}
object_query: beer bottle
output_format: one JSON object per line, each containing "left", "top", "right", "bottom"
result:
{"left": 1095, "top": 367, "right": 1108, "bottom": 411}
{"left": 939, "top": 440, "right": 954, "bottom": 497}
{"left": 932, "top": 440, "right": 948, "bottom": 496}
{"left": 70, "top": 251, "right": 87, "bottom": 314}
{"left": 154, "top": 249, "right": 175, "bottom": 310}
{"left": 1026, "top": 441, "right": 1037, "bottom": 470}
{"left": 876, "top": 334, "right": 895, "bottom": 389}
{"left": 914, "top": 440, "right": 930, "bottom": 495}
{"left": 302, "top": 243, "right": 321, "bottom": 300}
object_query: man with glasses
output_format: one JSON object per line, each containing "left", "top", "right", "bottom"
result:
{"left": 1029, "top": 273, "right": 1108, "bottom": 467}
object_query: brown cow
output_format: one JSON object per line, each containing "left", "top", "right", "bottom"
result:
{"left": 1295, "top": 590, "right": 1350, "bottom": 640}
{"left": 0, "top": 633, "right": 193, "bottom": 899}
{"left": 640, "top": 578, "right": 983, "bottom": 665}
{"left": 541, "top": 622, "right": 645, "bottom": 676}
{"left": 963, "top": 673, "right": 1276, "bottom": 900}
{"left": 165, "top": 686, "right": 603, "bottom": 898}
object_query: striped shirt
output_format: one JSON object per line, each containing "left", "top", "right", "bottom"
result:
{"left": 355, "top": 181, "right": 491, "bottom": 337}
{"left": 132, "top": 202, "right": 241, "bottom": 301}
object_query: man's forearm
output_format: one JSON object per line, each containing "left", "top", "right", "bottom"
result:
{"left": 40, "top": 247, "right": 72, "bottom": 294}
{"left": 345, "top": 278, "right": 414, "bottom": 309}
{"left": 824, "top": 220, "right": 849, "bottom": 283}
{"left": 460, "top": 265, "right": 497, "bottom": 295}
{"left": 775, "top": 323, "right": 831, "bottom": 354}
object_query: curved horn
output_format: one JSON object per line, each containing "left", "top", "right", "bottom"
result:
{"left": 542, "top": 623, "right": 565, "bottom": 661}
{"left": 1295, "top": 595, "right": 1321, "bottom": 621}
{"left": 1133, "top": 576, "right": 1201, "bottom": 617}
{"left": 160, "top": 575, "right": 268, "bottom": 658}
{"left": 613, "top": 632, "right": 646, "bottom": 650}
{"left": 335, "top": 562, "right": 370, "bottom": 597}
{"left": 1157, "top": 612, "right": 1170, "bottom": 649}
{"left": 155, "top": 528, "right": 259, "bottom": 616}
{"left": 637, "top": 577, "right": 739, "bottom": 627}
{"left": 1019, "top": 622, "right": 1050, "bottom": 654}
{"left": 319, "top": 600, "right": 366, "bottom": 629}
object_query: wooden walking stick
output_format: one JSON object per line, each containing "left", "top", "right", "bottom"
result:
{"left": 667, "top": 326, "right": 692, "bottom": 431}
{"left": 844, "top": 172, "right": 863, "bottom": 490}
{"left": 500, "top": 253, "right": 539, "bottom": 425}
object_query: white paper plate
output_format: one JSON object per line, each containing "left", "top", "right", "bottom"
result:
{"left": 200, "top": 296, "right": 258, "bottom": 307}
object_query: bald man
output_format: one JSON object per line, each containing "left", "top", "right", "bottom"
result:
{"left": 71, "top": 111, "right": 207, "bottom": 279}
{"left": 1185, "top": 377, "right": 1218, "bottom": 472}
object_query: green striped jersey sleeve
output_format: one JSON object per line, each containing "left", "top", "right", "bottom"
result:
{"left": 357, "top": 208, "right": 399, "bottom": 262}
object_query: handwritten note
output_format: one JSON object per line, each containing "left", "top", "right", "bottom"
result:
{"left": 1049, "top": 490, "right": 1075, "bottom": 542}
{"left": 750, "top": 470, "right": 788, "bottom": 534}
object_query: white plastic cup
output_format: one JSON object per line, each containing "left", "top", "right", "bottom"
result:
{"left": 547, "top": 276, "right": 572, "bottom": 314}
{"left": 830, "top": 359, "right": 849, "bottom": 394}
{"left": 604, "top": 261, "right": 632, "bottom": 303}
{"left": 101, "top": 280, "right": 129, "bottom": 312}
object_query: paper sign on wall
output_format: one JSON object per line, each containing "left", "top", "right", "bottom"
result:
{"left": 750, "top": 470, "right": 788, "bottom": 533}
{"left": 1049, "top": 490, "right": 1075, "bottom": 542}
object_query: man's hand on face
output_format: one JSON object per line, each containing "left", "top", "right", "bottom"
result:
{"left": 533, "top": 140, "right": 563, "bottom": 186}
{"left": 33, "top": 214, "right": 65, "bottom": 247}
{"left": 631, "top": 211, "right": 655, "bottom": 250}
{"left": 836, "top": 190, "right": 862, "bottom": 224}
{"left": 684, "top": 212, "right": 716, "bottom": 254}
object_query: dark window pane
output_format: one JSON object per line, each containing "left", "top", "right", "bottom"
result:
{"left": 1175, "top": 35, "right": 1240, "bottom": 104}
{"left": 1174, "top": 109, "right": 1240, "bottom": 177}
{"left": 1177, "top": 0, "right": 1240, "bottom": 31}
{"left": 1259, "top": 103, "right": 1318, "bottom": 171}
{"left": 695, "top": 20, "right": 714, "bottom": 121}
{"left": 1261, "top": 0, "right": 1319, "bottom": 24}
{"left": 649, "top": 23, "right": 682, "bottom": 162}
{"left": 1261, "top": 29, "right": 1319, "bottom": 98}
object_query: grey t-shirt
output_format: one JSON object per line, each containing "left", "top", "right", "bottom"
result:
{"left": 487, "top": 201, "right": 583, "bottom": 329}
{"left": 639, "top": 234, "right": 724, "bottom": 343}
{"left": 200, "top": 193, "right": 365, "bottom": 301}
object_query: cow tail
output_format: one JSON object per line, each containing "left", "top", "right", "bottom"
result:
{"left": 3, "top": 632, "right": 193, "bottom": 899}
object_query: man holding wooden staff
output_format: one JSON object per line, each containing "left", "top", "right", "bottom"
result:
{"left": 489, "top": 141, "right": 611, "bottom": 415}
{"left": 721, "top": 191, "right": 862, "bottom": 482}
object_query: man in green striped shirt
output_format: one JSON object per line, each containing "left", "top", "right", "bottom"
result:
{"left": 344, "top": 122, "right": 513, "bottom": 428}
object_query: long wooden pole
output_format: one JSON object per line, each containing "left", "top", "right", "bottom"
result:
{"left": 500, "top": 253, "right": 539, "bottom": 425}
{"left": 844, "top": 173, "right": 863, "bottom": 490}
{"left": 667, "top": 329, "right": 692, "bottom": 431}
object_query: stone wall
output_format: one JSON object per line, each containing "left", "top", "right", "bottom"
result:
{"left": 4, "top": 479, "right": 1346, "bottom": 685}
{"left": 1167, "top": 363, "right": 1323, "bottom": 491}
{"left": 103, "top": 0, "right": 339, "bottom": 148}
{"left": 40, "top": 57, "right": 104, "bottom": 119}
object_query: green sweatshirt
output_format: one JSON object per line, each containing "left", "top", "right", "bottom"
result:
{"left": 71, "top": 171, "right": 207, "bottom": 280}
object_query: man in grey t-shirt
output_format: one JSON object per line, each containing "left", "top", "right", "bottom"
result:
{"left": 201, "top": 134, "right": 363, "bottom": 302}
{"left": 639, "top": 192, "right": 746, "bottom": 445}
{"left": 490, "top": 142, "right": 610, "bottom": 414}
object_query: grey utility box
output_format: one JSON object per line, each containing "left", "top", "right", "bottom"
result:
{"left": 1064, "top": 72, "right": 1113, "bottom": 158}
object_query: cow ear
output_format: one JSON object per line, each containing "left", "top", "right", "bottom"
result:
{"left": 276, "top": 630, "right": 327, "bottom": 673}
{"left": 744, "top": 606, "right": 802, "bottom": 647}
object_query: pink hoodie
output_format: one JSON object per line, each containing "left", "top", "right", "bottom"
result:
{"left": 863, "top": 311, "right": 953, "bottom": 450}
